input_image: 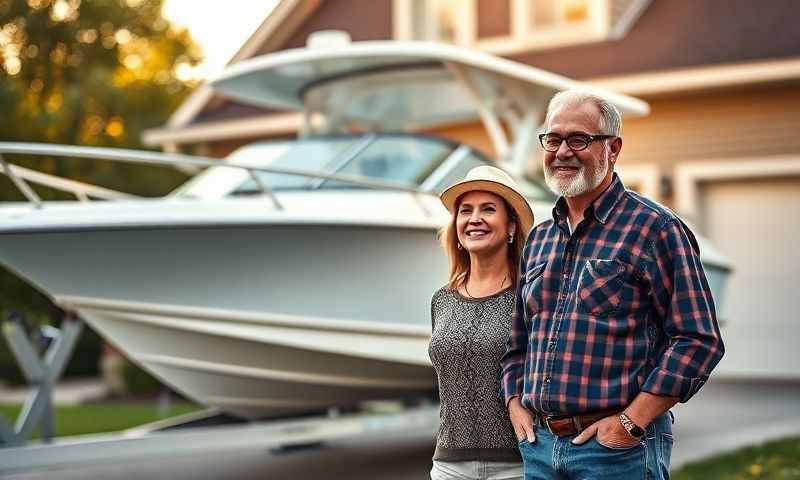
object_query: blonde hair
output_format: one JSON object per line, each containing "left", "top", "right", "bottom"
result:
{"left": 440, "top": 194, "right": 525, "bottom": 291}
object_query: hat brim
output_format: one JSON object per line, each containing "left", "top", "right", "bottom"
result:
{"left": 440, "top": 179, "right": 535, "bottom": 235}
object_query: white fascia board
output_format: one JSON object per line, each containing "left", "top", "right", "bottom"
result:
{"left": 589, "top": 58, "right": 800, "bottom": 96}
{"left": 609, "top": 0, "right": 653, "bottom": 40}
{"left": 142, "top": 113, "right": 303, "bottom": 146}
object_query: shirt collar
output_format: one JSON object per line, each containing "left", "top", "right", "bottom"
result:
{"left": 551, "top": 172, "right": 626, "bottom": 225}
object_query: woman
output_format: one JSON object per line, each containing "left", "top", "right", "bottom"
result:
{"left": 429, "top": 165, "right": 535, "bottom": 480}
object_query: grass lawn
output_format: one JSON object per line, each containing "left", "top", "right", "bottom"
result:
{"left": 0, "top": 402, "right": 203, "bottom": 439}
{"left": 672, "top": 436, "right": 800, "bottom": 480}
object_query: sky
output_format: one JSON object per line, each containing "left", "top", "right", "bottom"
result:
{"left": 161, "top": 0, "right": 279, "bottom": 81}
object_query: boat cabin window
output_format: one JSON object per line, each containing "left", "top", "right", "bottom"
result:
{"left": 316, "top": 135, "right": 455, "bottom": 189}
{"left": 171, "top": 138, "right": 349, "bottom": 198}
{"left": 233, "top": 138, "right": 355, "bottom": 190}
{"left": 172, "top": 133, "right": 554, "bottom": 203}
{"left": 303, "top": 68, "right": 475, "bottom": 134}
{"left": 174, "top": 134, "right": 462, "bottom": 198}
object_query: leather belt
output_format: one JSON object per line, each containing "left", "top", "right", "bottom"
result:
{"left": 538, "top": 409, "right": 623, "bottom": 437}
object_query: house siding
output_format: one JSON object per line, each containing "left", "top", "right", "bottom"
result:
{"left": 477, "top": 0, "right": 511, "bottom": 39}
{"left": 195, "top": 102, "right": 284, "bottom": 124}
{"left": 426, "top": 121, "right": 498, "bottom": 158}
{"left": 621, "top": 86, "right": 800, "bottom": 171}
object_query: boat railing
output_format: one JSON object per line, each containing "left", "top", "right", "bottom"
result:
{"left": 0, "top": 142, "right": 430, "bottom": 211}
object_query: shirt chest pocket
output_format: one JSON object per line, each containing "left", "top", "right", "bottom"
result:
{"left": 521, "top": 262, "right": 547, "bottom": 318}
{"left": 576, "top": 259, "right": 635, "bottom": 317}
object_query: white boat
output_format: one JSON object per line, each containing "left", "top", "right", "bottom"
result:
{"left": 0, "top": 38, "right": 727, "bottom": 419}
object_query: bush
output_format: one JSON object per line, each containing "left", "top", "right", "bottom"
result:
{"left": 121, "top": 360, "right": 164, "bottom": 396}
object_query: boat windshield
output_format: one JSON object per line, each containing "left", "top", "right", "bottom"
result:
{"left": 172, "top": 133, "right": 554, "bottom": 202}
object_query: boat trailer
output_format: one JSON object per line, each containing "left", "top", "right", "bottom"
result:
{"left": 0, "top": 310, "right": 84, "bottom": 447}
{"left": 0, "top": 311, "right": 439, "bottom": 475}
{"left": 0, "top": 400, "right": 439, "bottom": 475}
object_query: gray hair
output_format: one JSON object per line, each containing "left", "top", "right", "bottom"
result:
{"left": 544, "top": 89, "right": 622, "bottom": 136}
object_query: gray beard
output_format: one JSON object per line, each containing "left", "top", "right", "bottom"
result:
{"left": 544, "top": 156, "right": 609, "bottom": 198}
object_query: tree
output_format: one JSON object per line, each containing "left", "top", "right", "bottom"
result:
{"left": 0, "top": 0, "right": 203, "bottom": 381}
{"left": 0, "top": 0, "right": 200, "bottom": 196}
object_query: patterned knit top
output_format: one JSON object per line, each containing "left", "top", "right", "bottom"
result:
{"left": 429, "top": 286, "right": 522, "bottom": 462}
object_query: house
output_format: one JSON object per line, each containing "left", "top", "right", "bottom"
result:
{"left": 144, "top": 0, "right": 800, "bottom": 386}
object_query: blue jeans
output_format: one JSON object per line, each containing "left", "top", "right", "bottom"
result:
{"left": 517, "top": 412, "right": 673, "bottom": 480}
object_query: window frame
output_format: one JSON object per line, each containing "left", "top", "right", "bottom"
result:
{"left": 393, "top": 0, "right": 611, "bottom": 55}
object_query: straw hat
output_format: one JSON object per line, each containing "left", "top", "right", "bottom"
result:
{"left": 440, "top": 165, "right": 535, "bottom": 235}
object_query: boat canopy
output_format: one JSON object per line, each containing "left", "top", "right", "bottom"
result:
{"left": 210, "top": 40, "right": 650, "bottom": 174}
{"left": 211, "top": 41, "right": 648, "bottom": 120}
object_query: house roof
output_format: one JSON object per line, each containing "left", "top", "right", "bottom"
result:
{"left": 507, "top": 0, "right": 800, "bottom": 79}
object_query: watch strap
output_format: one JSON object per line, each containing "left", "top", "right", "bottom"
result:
{"left": 619, "top": 412, "right": 645, "bottom": 438}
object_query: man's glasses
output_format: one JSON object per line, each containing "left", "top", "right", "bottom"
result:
{"left": 538, "top": 133, "right": 615, "bottom": 152}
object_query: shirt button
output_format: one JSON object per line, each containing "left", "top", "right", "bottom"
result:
{"left": 544, "top": 377, "right": 552, "bottom": 383}
{"left": 549, "top": 340, "right": 557, "bottom": 350}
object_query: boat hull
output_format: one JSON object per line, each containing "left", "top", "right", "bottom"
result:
{"left": 76, "top": 300, "right": 436, "bottom": 418}
{"left": 0, "top": 221, "right": 444, "bottom": 418}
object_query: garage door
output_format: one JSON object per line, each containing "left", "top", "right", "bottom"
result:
{"left": 701, "top": 177, "right": 800, "bottom": 378}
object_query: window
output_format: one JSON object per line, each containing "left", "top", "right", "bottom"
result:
{"left": 406, "top": 0, "right": 465, "bottom": 44}
{"left": 432, "top": 0, "right": 460, "bottom": 43}
{"left": 530, "top": 0, "right": 590, "bottom": 29}
{"left": 394, "top": 0, "right": 610, "bottom": 55}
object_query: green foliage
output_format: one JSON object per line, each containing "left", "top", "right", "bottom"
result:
{"left": 0, "top": 401, "right": 202, "bottom": 437}
{"left": 121, "top": 358, "right": 162, "bottom": 394}
{"left": 0, "top": 0, "right": 197, "bottom": 195}
{"left": 62, "top": 326, "right": 102, "bottom": 378}
{"left": 673, "top": 436, "right": 800, "bottom": 480}
{"left": 0, "top": 0, "right": 200, "bottom": 378}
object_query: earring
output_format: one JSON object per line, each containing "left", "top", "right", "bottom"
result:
{"left": 508, "top": 233, "right": 514, "bottom": 244}
{"left": 457, "top": 243, "right": 463, "bottom": 250}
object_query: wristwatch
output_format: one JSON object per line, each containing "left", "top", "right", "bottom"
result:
{"left": 619, "top": 412, "right": 645, "bottom": 438}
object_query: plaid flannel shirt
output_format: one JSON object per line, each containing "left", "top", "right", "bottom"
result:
{"left": 500, "top": 173, "right": 724, "bottom": 415}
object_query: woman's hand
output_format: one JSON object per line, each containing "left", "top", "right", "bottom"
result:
{"left": 508, "top": 397, "right": 536, "bottom": 442}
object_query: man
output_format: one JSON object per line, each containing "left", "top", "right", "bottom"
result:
{"left": 500, "top": 89, "right": 724, "bottom": 479}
